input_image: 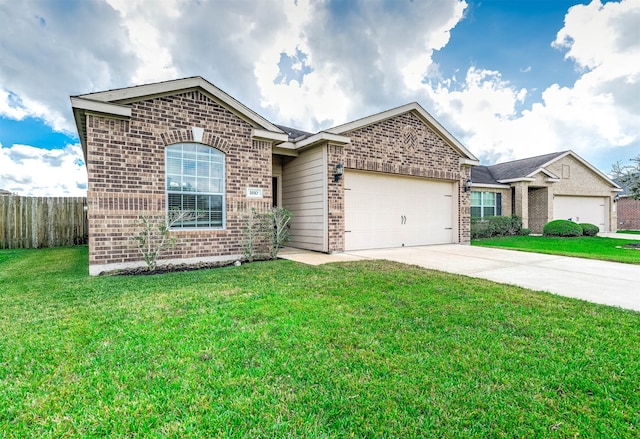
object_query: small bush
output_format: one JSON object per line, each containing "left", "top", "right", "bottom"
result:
{"left": 520, "top": 228, "right": 532, "bottom": 236}
{"left": 580, "top": 223, "right": 600, "bottom": 236}
{"left": 543, "top": 220, "right": 583, "bottom": 237}
{"left": 471, "top": 216, "right": 523, "bottom": 239}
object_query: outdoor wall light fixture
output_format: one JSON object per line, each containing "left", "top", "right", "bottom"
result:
{"left": 614, "top": 193, "right": 620, "bottom": 203}
{"left": 464, "top": 178, "right": 473, "bottom": 192}
{"left": 334, "top": 163, "right": 344, "bottom": 182}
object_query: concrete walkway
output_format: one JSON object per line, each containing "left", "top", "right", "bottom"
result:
{"left": 279, "top": 245, "right": 640, "bottom": 312}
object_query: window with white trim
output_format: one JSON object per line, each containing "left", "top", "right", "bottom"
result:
{"left": 471, "top": 191, "right": 501, "bottom": 218}
{"left": 165, "top": 143, "right": 225, "bottom": 228}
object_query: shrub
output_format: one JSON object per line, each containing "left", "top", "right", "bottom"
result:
{"left": 580, "top": 223, "right": 600, "bottom": 236}
{"left": 471, "top": 216, "right": 523, "bottom": 239}
{"left": 131, "top": 210, "right": 201, "bottom": 271}
{"left": 242, "top": 207, "right": 293, "bottom": 262}
{"left": 543, "top": 220, "right": 583, "bottom": 237}
{"left": 520, "top": 228, "right": 532, "bottom": 236}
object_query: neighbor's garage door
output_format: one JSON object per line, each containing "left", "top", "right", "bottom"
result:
{"left": 553, "top": 196, "right": 606, "bottom": 229}
{"left": 345, "top": 171, "right": 455, "bottom": 251}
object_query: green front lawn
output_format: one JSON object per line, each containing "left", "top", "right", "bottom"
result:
{"left": 473, "top": 236, "right": 640, "bottom": 264}
{"left": 1, "top": 247, "right": 639, "bottom": 438}
{"left": 618, "top": 230, "right": 640, "bottom": 235}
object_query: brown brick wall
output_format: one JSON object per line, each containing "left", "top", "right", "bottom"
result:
{"left": 528, "top": 187, "right": 550, "bottom": 233}
{"left": 328, "top": 111, "right": 470, "bottom": 249}
{"left": 85, "top": 91, "right": 272, "bottom": 272}
{"left": 618, "top": 197, "right": 640, "bottom": 230}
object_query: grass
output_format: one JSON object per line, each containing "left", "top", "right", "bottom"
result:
{"left": 1, "top": 246, "right": 639, "bottom": 438}
{"left": 472, "top": 235, "right": 640, "bottom": 264}
{"left": 618, "top": 230, "right": 640, "bottom": 235}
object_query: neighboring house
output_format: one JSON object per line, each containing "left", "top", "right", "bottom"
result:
{"left": 614, "top": 177, "right": 640, "bottom": 230}
{"left": 71, "top": 76, "right": 479, "bottom": 275}
{"left": 470, "top": 151, "right": 621, "bottom": 233}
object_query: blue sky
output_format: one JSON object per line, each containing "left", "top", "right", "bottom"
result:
{"left": 1, "top": 0, "right": 638, "bottom": 196}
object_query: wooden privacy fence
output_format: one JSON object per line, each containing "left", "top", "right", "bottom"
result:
{"left": 0, "top": 196, "right": 88, "bottom": 249}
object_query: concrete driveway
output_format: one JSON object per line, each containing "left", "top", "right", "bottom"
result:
{"left": 279, "top": 245, "right": 640, "bottom": 312}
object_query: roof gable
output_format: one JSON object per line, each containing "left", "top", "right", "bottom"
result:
{"left": 72, "top": 76, "right": 283, "bottom": 132}
{"left": 327, "top": 102, "right": 478, "bottom": 162}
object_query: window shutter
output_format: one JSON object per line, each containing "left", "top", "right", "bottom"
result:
{"left": 496, "top": 193, "right": 502, "bottom": 216}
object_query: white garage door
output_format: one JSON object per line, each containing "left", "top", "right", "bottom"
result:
{"left": 553, "top": 196, "right": 606, "bottom": 228}
{"left": 345, "top": 171, "right": 455, "bottom": 251}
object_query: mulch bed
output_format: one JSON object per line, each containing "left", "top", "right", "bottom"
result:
{"left": 101, "top": 257, "right": 278, "bottom": 276}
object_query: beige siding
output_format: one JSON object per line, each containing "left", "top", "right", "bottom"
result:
{"left": 283, "top": 145, "right": 328, "bottom": 251}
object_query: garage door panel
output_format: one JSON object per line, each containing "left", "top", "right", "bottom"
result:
{"left": 345, "top": 171, "right": 454, "bottom": 251}
{"left": 553, "top": 196, "right": 606, "bottom": 228}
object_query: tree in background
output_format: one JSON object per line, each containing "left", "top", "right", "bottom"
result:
{"left": 611, "top": 155, "right": 640, "bottom": 200}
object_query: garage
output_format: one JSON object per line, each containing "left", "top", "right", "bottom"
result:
{"left": 553, "top": 195, "right": 606, "bottom": 229}
{"left": 344, "top": 171, "right": 456, "bottom": 251}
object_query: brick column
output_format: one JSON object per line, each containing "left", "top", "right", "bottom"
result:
{"left": 513, "top": 182, "right": 529, "bottom": 229}
{"left": 327, "top": 143, "right": 345, "bottom": 252}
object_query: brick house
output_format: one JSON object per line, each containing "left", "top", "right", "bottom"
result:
{"left": 470, "top": 151, "right": 621, "bottom": 233}
{"left": 71, "top": 76, "right": 479, "bottom": 275}
{"left": 614, "top": 177, "right": 640, "bottom": 231}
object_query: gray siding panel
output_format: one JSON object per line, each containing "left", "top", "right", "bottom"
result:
{"left": 282, "top": 146, "right": 327, "bottom": 251}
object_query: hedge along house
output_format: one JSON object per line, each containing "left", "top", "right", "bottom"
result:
{"left": 470, "top": 151, "right": 622, "bottom": 233}
{"left": 71, "top": 76, "right": 479, "bottom": 275}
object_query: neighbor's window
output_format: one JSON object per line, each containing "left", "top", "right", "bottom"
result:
{"left": 165, "top": 143, "right": 225, "bottom": 228}
{"left": 471, "top": 191, "right": 501, "bottom": 219}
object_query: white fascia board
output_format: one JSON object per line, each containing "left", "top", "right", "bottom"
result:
{"left": 327, "top": 102, "right": 478, "bottom": 162}
{"left": 545, "top": 178, "right": 561, "bottom": 183}
{"left": 472, "top": 183, "right": 511, "bottom": 189}
{"left": 293, "top": 132, "right": 350, "bottom": 150}
{"left": 70, "top": 97, "right": 131, "bottom": 117}
{"left": 251, "top": 129, "right": 289, "bottom": 144}
{"left": 272, "top": 146, "right": 298, "bottom": 157}
{"left": 460, "top": 158, "right": 480, "bottom": 166}
{"left": 526, "top": 167, "right": 560, "bottom": 180}
{"left": 497, "top": 177, "right": 535, "bottom": 183}
{"left": 76, "top": 76, "right": 284, "bottom": 133}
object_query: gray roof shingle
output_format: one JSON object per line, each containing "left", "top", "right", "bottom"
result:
{"left": 472, "top": 151, "right": 569, "bottom": 185}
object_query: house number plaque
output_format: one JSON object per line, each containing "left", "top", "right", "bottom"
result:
{"left": 246, "top": 188, "right": 263, "bottom": 198}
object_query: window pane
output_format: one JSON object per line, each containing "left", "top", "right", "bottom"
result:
{"left": 197, "top": 160, "right": 210, "bottom": 177}
{"left": 470, "top": 192, "right": 481, "bottom": 206}
{"left": 165, "top": 143, "right": 225, "bottom": 228}
{"left": 483, "top": 206, "right": 495, "bottom": 217}
{"left": 471, "top": 206, "right": 482, "bottom": 218}
{"left": 483, "top": 192, "right": 495, "bottom": 205}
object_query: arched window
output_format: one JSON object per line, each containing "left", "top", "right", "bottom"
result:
{"left": 165, "top": 143, "right": 225, "bottom": 228}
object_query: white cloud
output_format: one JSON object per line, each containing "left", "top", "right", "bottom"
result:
{"left": 1, "top": 0, "right": 638, "bottom": 196}
{"left": 0, "top": 143, "right": 87, "bottom": 196}
{"left": 254, "top": 0, "right": 468, "bottom": 131}
{"left": 0, "top": 0, "right": 138, "bottom": 133}
{"left": 417, "top": 0, "right": 640, "bottom": 166}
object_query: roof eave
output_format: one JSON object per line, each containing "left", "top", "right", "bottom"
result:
{"left": 76, "top": 76, "right": 284, "bottom": 134}
{"left": 293, "top": 132, "right": 351, "bottom": 150}
{"left": 497, "top": 178, "right": 535, "bottom": 183}
{"left": 251, "top": 128, "right": 289, "bottom": 144}
{"left": 70, "top": 97, "right": 133, "bottom": 163}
